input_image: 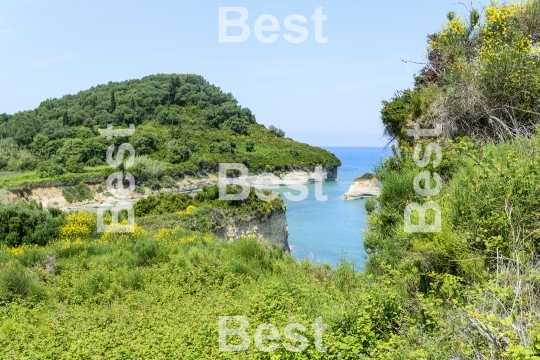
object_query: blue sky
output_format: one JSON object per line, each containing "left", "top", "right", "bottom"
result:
{"left": 0, "top": 0, "right": 491, "bottom": 146}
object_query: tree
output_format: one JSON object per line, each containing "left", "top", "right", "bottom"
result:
{"left": 269, "top": 125, "right": 285, "bottom": 137}
{"left": 167, "top": 144, "right": 190, "bottom": 164}
{"left": 110, "top": 91, "right": 116, "bottom": 113}
{"left": 229, "top": 116, "right": 248, "bottom": 134}
{"left": 65, "top": 155, "right": 85, "bottom": 173}
{"left": 62, "top": 112, "right": 69, "bottom": 126}
{"left": 37, "top": 160, "right": 65, "bottom": 178}
{"left": 29, "top": 134, "right": 50, "bottom": 158}
{"left": 245, "top": 140, "right": 255, "bottom": 152}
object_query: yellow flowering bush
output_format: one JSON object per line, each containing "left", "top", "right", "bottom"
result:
{"left": 479, "top": 1, "right": 536, "bottom": 62}
{"left": 59, "top": 212, "right": 96, "bottom": 240}
{"left": 153, "top": 228, "right": 174, "bottom": 244}
{"left": 436, "top": 15, "right": 468, "bottom": 47}
{"left": 100, "top": 220, "right": 146, "bottom": 242}
{"left": 177, "top": 205, "right": 196, "bottom": 216}
{"left": 153, "top": 227, "right": 212, "bottom": 245}
{"left": 4, "top": 244, "right": 38, "bottom": 257}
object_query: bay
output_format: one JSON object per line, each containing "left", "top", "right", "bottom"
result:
{"left": 276, "top": 147, "right": 392, "bottom": 270}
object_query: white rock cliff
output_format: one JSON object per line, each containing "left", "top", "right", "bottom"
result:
{"left": 341, "top": 173, "right": 380, "bottom": 200}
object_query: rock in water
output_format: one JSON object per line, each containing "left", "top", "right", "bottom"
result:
{"left": 341, "top": 173, "right": 380, "bottom": 200}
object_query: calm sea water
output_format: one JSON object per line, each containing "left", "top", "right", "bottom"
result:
{"left": 276, "top": 147, "right": 392, "bottom": 270}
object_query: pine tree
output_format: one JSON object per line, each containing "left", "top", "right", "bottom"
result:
{"left": 110, "top": 91, "right": 116, "bottom": 113}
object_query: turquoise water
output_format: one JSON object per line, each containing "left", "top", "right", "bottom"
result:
{"left": 277, "top": 147, "right": 392, "bottom": 270}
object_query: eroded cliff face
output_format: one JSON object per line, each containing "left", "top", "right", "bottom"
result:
{"left": 341, "top": 173, "right": 380, "bottom": 200}
{"left": 213, "top": 209, "right": 290, "bottom": 252}
{"left": 5, "top": 166, "right": 339, "bottom": 210}
{"left": 4, "top": 167, "right": 336, "bottom": 250}
{"left": 4, "top": 173, "right": 297, "bottom": 251}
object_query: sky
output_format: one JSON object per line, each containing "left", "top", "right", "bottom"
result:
{"left": 0, "top": 0, "right": 491, "bottom": 146}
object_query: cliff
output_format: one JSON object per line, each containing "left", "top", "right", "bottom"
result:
{"left": 341, "top": 173, "right": 380, "bottom": 200}
{"left": 214, "top": 209, "right": 290, "bottom": 252}
{"left": 5, "top": 166, "right": 339, "bottom": 210}
{"left": 4, "top": 169, "right": 314, "bottom": 251}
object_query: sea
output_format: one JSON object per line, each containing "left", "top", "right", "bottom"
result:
{"left": 275, "top": 147, "right": 392, "bottom": 270}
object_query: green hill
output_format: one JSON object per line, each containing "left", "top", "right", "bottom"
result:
{"left": 0, "top": 74, "right": 340, "bottom": 188}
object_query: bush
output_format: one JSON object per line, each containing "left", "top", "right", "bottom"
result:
{"left": 365, "top": 197, "right": 378, "bottom": 214}
{"left": 269, "top": 125, "right": 285, "bottom": 137}
{"left": 0, "top": 202, "right": 65, "bottom": 247}
{"left": 65, "top": 155, "right": 85, "bottom": 173}
{"left": 37, "top": 160, "right": 65, "bottom": 178}
{"left": 134, "top": 193, "right": 194, "bottom": 217}
{"left": 159, "top": 175, "right": 176, "bottom": 188}
{"left": 0, "top": 261, "right": 44, "bottom": 301}
{"left": 228, "top": 116, "right": 248, "bottom": 134}
{"left": 130, "top": 156, "right": 165, "bottom": 182}
{"left": 59, "top": 212, "right": 97, "bottom": 240}
{"left": 245, "top": 140, "right": 255, "bottom": 152}
{"left": 62, "top": 182, "right": 94, "bottom": 203}
{"left": 167, "top": 144, "right": 190, "bottom": 164}
{"left": 217, "top": 141, "right": 232, "bottom": 154}
{"left": 134, "top": 238, "right": 160, "bottom": 266}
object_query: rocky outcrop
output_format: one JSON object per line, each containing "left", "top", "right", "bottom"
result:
{"left": 239, "top": 165, "right": 337, "bottom": 186}
{"left": 4, "top": 172, "right": 299, "bottom": 251}
{"left": 5, "top": 166, "right": 339, "bottom": 210}
{"left": 214, "top": 209, "right": 290, "bottom": 252}
{"left": 341, "top": 173, "right": 380, "bottom": 200}
{"left": 5, "top": 178, "right": 218, "bottom": 211}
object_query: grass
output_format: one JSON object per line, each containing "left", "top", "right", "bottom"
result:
{"left": 0, "top": 168, "right": 107, "bottom": 190}
{"left": 0, "top": 228, "right": 369, "bottom": 359}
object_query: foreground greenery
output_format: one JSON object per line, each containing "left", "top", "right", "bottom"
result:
{"left": 3, "top": 1, "right": 540, "bottom": 358}
{"left": 5, "top": 130, "right": 540, "bottom": 358}
{"left": 0, "top": 213, "right": 411, "bottom": 359}
{"left": 7, "top": 133, "right": 540, "bottom": 359}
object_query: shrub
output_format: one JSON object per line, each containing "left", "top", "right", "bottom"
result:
{"left": 62, "top": 182, "right": 94, "bottom": 203}
{"left": 228, "top": 116, "right": 248, "bottom": 134}
{"left": 134, "top": 238, "right": 160, "bottom": 266}
{"left": 135, "top": 193, "right": 194, "bottom": 217}
{"left": 37, "top": 160, "right": 64, "bottom": 178}
{"left": 167, "top": 144, "right": 190, "bottom": 164}
{"left": 245, "top": 140, "right": 255, "bottom": 152}
{"left": 65, "top": 155, "right": 85, "bottom": 173}
{"left": 217, "top": 141, "right": 232, "bottom": 154}
{"left": 59, "top": 212, "right": 97, "bottom": 240}
{"left": 0, "top": 261, "right": 44, "bottom": 301}
{"left": 160, "top": 175, "right": 176, "bottom": 188}
{"left": 365, "top": 197, "right": 378, "bottom": 214}
{"left": 0, "top": 202, "right": 65, "bottom": 247}
{"left": 268, "top": 125, "right": 285, "bottom": 137}
{"left": 130, "top": 156, "right": 164, "bottom": 182}
{"left": 186, "top": 140, "right": 198, "bottom": 152}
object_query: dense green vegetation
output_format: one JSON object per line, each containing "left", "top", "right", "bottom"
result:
{"left": 0, "top": 74, "right": 339, "bottom": 190}
{"left": 381, "top": 0, "right": 540, "bottom": 143}
{"left": 134, "top": 185, "right": 286, "bottom": 232}
{"left": 3, "top": 1, "right": 540, "bottom": 359}
{"left": 355, "top": 1, "right": 540, "bottom": 357}
{"left": 0, "top": 202, "right": 64, "bottom": 247}
{"left": 62, "top": 182, "right": 94, "bottom": 203}
{"left": 0, "top": 213, "right": 410, "bottom": 359}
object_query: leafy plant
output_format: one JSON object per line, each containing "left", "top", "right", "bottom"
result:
{"left": 62, "top": 182, "right": 94, "bottom": 203}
